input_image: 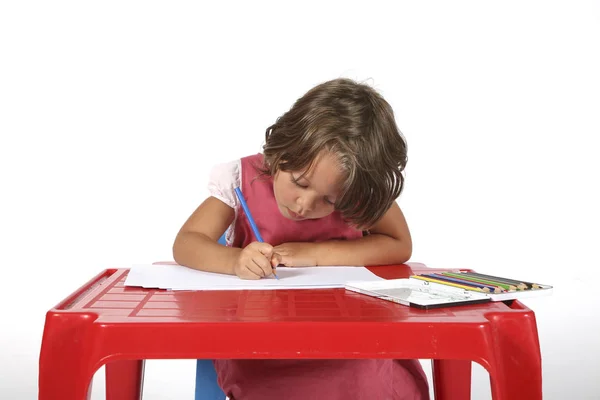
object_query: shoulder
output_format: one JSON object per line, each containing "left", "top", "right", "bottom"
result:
{"left": 207, "top": 158, "right": 242, "bottom": 208}
{"left": 206, "top": 153, "right": 266, "bottom": 205}
{"left": 209, "top": 158, "right": 241, "bottom": 183}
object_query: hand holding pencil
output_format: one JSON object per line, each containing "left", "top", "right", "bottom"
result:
{"left": 232, "top": 241, "right": 281, "bottom": 280}
{"left": 234, "top": 187, "right": 280, "bottom": 280}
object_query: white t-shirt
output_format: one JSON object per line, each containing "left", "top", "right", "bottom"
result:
{"left": 206, "top": 158, "right": 243, "bottom": 245}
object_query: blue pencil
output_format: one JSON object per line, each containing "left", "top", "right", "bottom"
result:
{"left": 234, "top": 187, "right": 279, "bottom": 280}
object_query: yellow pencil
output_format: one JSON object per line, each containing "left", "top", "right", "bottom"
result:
{"left": 412, "top": 275, "right": 488, "bottom": 292}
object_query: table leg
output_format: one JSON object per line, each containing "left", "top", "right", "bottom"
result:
{"left": 39, "top": 313, "right": 96, "bottom": 400}
{"left": 39, "top": 362, "right": 93, "bottom": 400}
{"left": 486, "top": 313, "right": 542, "bottom": 400}
{"left": 432, "top": 359, "right": 471, "bottom": 400}
{"left": 106, "top": 360, "right": 145, "bottom": 400}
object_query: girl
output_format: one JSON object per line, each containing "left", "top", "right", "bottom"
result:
{"left": 173, "top": 78, "right": 429, "bottom": 399}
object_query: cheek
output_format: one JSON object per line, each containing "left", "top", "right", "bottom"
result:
{"left": 306, "top": 201, "right": 335, "bottom": 219}
{"left": 312, "top": 206, "right": 335, "bottom": 219}
{"left": 273, "top": 177, "right": 294, "bottom": 204}
{"left": 282, "top": 184, "right": 297, "bottom": 203}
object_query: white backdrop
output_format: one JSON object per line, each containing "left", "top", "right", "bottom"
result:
{"left": 1, "top": 1, "right": 599, "bottom": 399}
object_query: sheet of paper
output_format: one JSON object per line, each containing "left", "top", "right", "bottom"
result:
{"left": 124, "top": 264, "right": 384, "bottom": 291}
{"left": 345, "top": 278, "right": 491, "bottom": 308}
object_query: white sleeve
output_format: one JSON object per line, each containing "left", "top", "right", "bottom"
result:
{"left": 207, "top": 158, "right": 241, "bottom": 209}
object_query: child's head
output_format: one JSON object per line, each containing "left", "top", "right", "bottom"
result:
{"left": 263, "top": 78, "right": 407, "bottom": 229}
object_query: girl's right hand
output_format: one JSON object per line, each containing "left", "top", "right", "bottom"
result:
{"left": 234, "top": 241, "right": 279, "bottom": 280}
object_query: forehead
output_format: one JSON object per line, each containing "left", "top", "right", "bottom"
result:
{"left": 299, "top": 152, "right": 345, "bottom": 196}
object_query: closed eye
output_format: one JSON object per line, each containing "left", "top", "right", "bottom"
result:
{"left": 290, "top": 173, "right": 336, "bottom": 206}
{"left": 290, "top": 175, "right": 308, "bottom": 188}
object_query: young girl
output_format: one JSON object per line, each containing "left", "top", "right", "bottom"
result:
{"left": 173, "top": 78, "right": 429, "bottom": 399}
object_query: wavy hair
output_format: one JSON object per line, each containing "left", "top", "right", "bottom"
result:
{"left": 262, "top": 78, "right": 407, "bottom": 229}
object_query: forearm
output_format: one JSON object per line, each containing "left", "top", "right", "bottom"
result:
{"left": 314, "top": 233, "right": 411, "bottom": 266}
{"left": 173, "top": 231, "right": 241, "bottom": 275}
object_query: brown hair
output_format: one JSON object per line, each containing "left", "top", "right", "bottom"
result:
{"left": 262, "top": 78, "right": 407, "bottom": 229}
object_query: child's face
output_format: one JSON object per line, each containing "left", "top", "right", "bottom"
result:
{"left": 273, "top": 151, "right": 344, "bottom": 221}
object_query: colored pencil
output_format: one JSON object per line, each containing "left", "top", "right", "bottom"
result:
{"left": 411, "top": 275, "right": 486, "bottom": 292}
{"left": 441, "top": 272, "right": 514, "bottom": 291}
{"left": 234, "top": 187, "right": 279, "bottom": 280}
{"left": 442, "top": 272, "right": 517, "bottom": 292}
{"left": 422, "top": 273, "right": 503, "bottom": 293}
{"left": 461, "top": 271, "right": 538, "bottom": 289}
{"left": 442, "top": 273, "right": 507, "bottom": 293}
{"left": 459, "top": 272, "right": 527, "bottom": 290}
{"left": 439, "top": 273, "right": 509, "bottom": 292}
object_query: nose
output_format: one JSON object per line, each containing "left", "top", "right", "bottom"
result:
{"left": 297, "top": 193, "right": 317, "bottom": 215}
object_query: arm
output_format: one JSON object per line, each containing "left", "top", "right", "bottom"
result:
{"left": 173, "top": 197, "right": 240, "bottom": 274}
{"left": 173, "top": 197, "right": 279, "bottom": 278}
{"left": 274, "top": 202, "right": 412, "bottom": 266}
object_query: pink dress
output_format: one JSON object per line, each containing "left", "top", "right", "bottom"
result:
{"left": 207, "top": 153, "right": 430, "bottom": 400}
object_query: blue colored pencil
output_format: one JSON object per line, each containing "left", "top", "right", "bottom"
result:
{"left": 234, "top": 187, "right": 279, "bottom": 280}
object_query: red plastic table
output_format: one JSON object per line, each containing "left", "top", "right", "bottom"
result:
{"left": 39, "top": 263, "right": 542, "bottom": 400}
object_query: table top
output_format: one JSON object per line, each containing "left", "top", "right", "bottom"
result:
{"left": 50, "top": 263, "right": 528, "bottom": 325}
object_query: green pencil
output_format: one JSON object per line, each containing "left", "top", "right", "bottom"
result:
{"left": 442, "top": 272, "right": 517, "bottom": 292}
{"left": 462, "top": 272, "right": 537, "bottom": 290}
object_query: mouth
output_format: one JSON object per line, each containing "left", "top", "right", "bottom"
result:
{"left": 286, "top": 208, "right": 305, "bottom": 220}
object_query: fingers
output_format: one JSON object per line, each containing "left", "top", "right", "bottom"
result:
{"left": 272, "top": 245, "right": 287, "bottom": 256}
{"left": 277, "top": 253, "right": 294, "bottom": 267}
{"left": 236, "top": 257, "right": 269, "bottom": 279}
{"left": 255, "top": 242, "right": 275, "bottom": 258}
{"left": 270, "top": 252, "right": 282, "bottom": 267}
{"left": 237, "top": 268, "right": 262, "bottom": 280}
{"left": 252, "top": 256, "right": 274, "bottom": 278}
{"left": 235, "top": 242, "right": 276, "bottom": 279}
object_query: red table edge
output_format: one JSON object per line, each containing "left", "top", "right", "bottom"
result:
{"left": 47, "top": 262, "right": 534, "bottom": 315}
{"left": 50, "top": 262, "right": 459, "bottom": 311}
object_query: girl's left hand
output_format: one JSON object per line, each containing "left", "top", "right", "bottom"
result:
{"left": 272, "top": 242, "right": 318, "bottom": 267}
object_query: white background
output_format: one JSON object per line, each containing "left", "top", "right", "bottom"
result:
{"left": 1, "top": 1, "right": 599, "bottom": 399}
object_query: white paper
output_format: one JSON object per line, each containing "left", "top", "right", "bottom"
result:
{"left": 124, "top": 264, "right": 384, "bottom": 291}
{"left": 345, "top": 278, "right": 491, "bottom": 307}
{"left": 345, "top": 277, "right": 553, "bottom": 307}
